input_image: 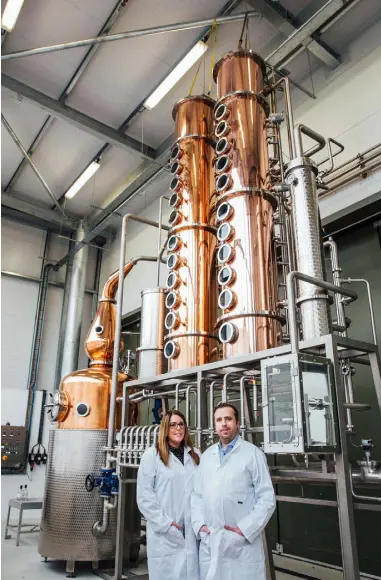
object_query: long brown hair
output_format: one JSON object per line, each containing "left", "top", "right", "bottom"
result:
{"left": 156, "top": 410, "right": 200, "bottom": 467}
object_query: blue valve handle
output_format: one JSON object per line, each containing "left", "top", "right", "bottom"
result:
{"left": 85, "top": 467, "right": 119, "bottom": 498}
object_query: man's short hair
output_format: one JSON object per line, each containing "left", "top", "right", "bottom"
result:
{"left": 214, "top": 402, "right": 239, "bottom": 421}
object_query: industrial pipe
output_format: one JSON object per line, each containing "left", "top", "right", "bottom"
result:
{"left": 1, "top": 11, "right": 261, "bottom": 61}
{"left": 341, "top": 278, "right": 378, "bottom": 345}
{"left": 286, "top": 271, "right": 358, "bottom": 353}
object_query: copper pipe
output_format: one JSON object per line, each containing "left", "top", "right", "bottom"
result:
{"left": 164, "top": 95, "right": 218, "bottom": 370}
{"left": 213, "top": 50, "right": 281, "bottom": 357}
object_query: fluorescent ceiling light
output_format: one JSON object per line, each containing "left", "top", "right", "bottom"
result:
{"left": 144, "top": 41, "right": 208, "bottom": 110}
{"left": 65, "top": 161, "right": 100, "bottom": 200}
{"left": 1, "top": 0, "right": 25, "bottom": 32}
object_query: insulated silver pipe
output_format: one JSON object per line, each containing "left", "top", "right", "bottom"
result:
{"left": 286, "top": 136, "right": 330, "bottom": 340}
{"left": 1, "top": 114, "right": 67, "bottom": 217}
{"left": 60, "top": 221, "right": 88, "bottom": 379}
{"left": 1, "top": 11, "right": 260, "bottom": 61}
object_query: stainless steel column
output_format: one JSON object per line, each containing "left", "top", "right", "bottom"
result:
{"left": 137, "top": 288, "right": 165, "bottom": 378}
{"left": 60, "top": 220, "right": 89, "bottom": 378}
{"left": 285, "top": 157, "right": 330, "bottom": 340}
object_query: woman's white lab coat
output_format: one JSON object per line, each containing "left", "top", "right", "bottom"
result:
{"left": 137, "top": 445, "right": 200, "bottom": 580}
{"left": 191, "top": 437, "right": 275, "bottom": 580}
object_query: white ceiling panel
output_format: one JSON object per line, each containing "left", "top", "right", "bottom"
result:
{"left": 1, "top": 87, "right": 50, "bottom": 184}
{"left": 63, "top": 146, "right": 145, "bottom": 217}
{"left": 2, "top": 0, "right": 118, "bottom": 98}
{"left": 13, "top": 117, "right": 105, "bottom": 205}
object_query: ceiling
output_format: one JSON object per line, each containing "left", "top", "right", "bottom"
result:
{"left": 2, "top": 0, "right": 381, "bottom": 240}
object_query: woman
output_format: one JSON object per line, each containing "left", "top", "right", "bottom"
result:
{"left": 137, "top": 410, "right": 200, "bottom": 580}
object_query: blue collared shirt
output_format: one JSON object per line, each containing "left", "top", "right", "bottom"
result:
{"left": 218, "top": 434, "right": 240, "bottom": 464}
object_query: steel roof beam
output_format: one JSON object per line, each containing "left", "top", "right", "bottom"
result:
{"left": 265, "top": 0, "right": 348, "bottom": 69}
{"left": 2, "top": 73, "right": 156, "bottom": 159}
{"left": 247, "top": 0, "right": 340, "bottom": 68}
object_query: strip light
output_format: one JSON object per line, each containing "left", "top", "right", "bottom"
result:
{"left": 1, "top": 0, "right": 25, "bottom": 32}
{"left": 65, "top": 161, "right": 100, "bottom": 200}
{"left": 144, "top": 41, "right": 208, "bottom": 110}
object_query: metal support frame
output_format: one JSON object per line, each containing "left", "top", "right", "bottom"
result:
{"left": 118, "top": 331, "right": 381, "bottom": 579}
{"left": 247, "top": 0, "right": 340, "bottom": 68}
{"left": 1, "top": 75, "right": 156, "bottom": 159}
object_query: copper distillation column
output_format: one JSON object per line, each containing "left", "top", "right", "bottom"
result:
{"left": 213, "top": 50, "right": 281, "bottom": 357}
{"left": 164, "top": 95, "right": 218, "bottom": 370}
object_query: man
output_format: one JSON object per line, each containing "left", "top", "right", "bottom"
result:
{"left": 191, "top": 402, "right": 275, "bottom": 580}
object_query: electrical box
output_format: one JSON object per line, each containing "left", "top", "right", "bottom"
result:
{"left": 1, "top": 425, "right": 27, "bottom": 467}
{"left": 261, "top": 353, "right": 339, "bottom": 454}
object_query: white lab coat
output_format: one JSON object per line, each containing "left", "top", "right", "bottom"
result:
{"left": 137, "top": 445, "right": 200, "bottom": 580}
{"left": 191, "top": 437, "right": 275, "bottom": 580}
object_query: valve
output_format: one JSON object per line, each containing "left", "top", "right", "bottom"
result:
{"left": 85, "top": 467, "right": 119, "bottom": 498}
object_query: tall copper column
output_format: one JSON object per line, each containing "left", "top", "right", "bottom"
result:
{"left": 164, "top": 95, "right": 218, "bottom": 370}
{"left": 213, "top": 50, "right": 281, "bottom": 357}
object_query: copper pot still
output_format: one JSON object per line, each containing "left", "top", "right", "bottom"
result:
{"left": 164, "top": 95, "right": 218, "bottom": 370}
{"left": 213, "top": 50, "right": 281, "bottom": 357}
{"left": 53, "top": 263, "right": 138, "bottom": 430}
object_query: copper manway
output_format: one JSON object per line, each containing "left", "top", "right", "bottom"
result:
{"left": 213, "top": 50, "right": 281, "bottom": 358}
{"left": 164, "top": 95, "right": 218, "bottom": 370}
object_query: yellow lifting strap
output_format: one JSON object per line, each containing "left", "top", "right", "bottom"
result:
{"left": 188, "top": 17, "right": 218, "bottom": 97}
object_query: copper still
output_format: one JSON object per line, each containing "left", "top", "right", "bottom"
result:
{"left": 164, "top": 95, "right": 218, "bottom": 370}
{"left": 53, "top": 262, "right": 138, "bottom": 429}
{"left": 212, "top": 50, "right": 281, "bottom": 357}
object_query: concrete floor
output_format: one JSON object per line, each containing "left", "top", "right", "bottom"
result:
{"left": 2, "top": 517, "right": 373, "bottom": 580}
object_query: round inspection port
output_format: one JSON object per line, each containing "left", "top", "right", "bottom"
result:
{"left": 217, "top": 222, "right": 234, "bottom": 243}
{"left": 169, "top": 191, "right": 181, "bottom": 208}
{"left": 171, "top": 145, "right": 182, "bottom": 162}
{"left": 165, "top": 311, "right": 180, "bottom": 330}
{"left": 216, "top": 202, "right": 233, "bottom": 222}
{"left": 214, "top": 104, "right": 229, "bottom": 122}
{"left": 219, "top": 322, "right": 238, "bottom": 344}
{"left": 164, "top": 340, "right": 180, "bottom": 360}
{"left": 216, "top": 173, "right": 232, "bottom": 193}
{"left": 217, "top": 243, "right": 234, "bottom": 264}
{"left": 76, "top": 402, "right": 90, "bottom": 417}
{"left": 170, "top": 161, "right": 182, "bottom": 175}
{"left": 216, "top": 138, "right": 231, "bottom": 156}
{"left": 170, "top": 176, "right": 181, "bottom": 192}
{"left": 218, "top": 288, "right": 236, "bottom": 310}
{"left": 166, "top": 271, "right": 180, "bottom": 290}
{"left": 215, "top": 155, "right": 231, "bottom": 174}
{"left": 218, "top": 265, "right": 235, "bottom": 286}
{"left": 168, "top": 209, "right": 181, "bottom": 227}
{"left": 166, "top": 291, "right": 180, "bottom": 310}
{"left": 167, "top": 253, "right": 180, "bottom": 270}
{"left": 215, "top": 120, "right": 230, "bottom": 139}
{"left": 167, "top": 235, "right": 181, "bottom": 252}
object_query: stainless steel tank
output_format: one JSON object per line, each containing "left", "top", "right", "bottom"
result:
{"left": 39, "top": 430, "right": 117, "bottom": 561}
{"left": 136, "top": 287, "right": 165, "bottom": 378}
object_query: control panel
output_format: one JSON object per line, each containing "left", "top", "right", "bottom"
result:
{"left": 1, "top": 425, "right": 27, "bottom": 467}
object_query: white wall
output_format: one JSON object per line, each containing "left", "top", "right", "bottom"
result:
{"left": 1, "top": 218, "right": 98, "bottom": 514}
